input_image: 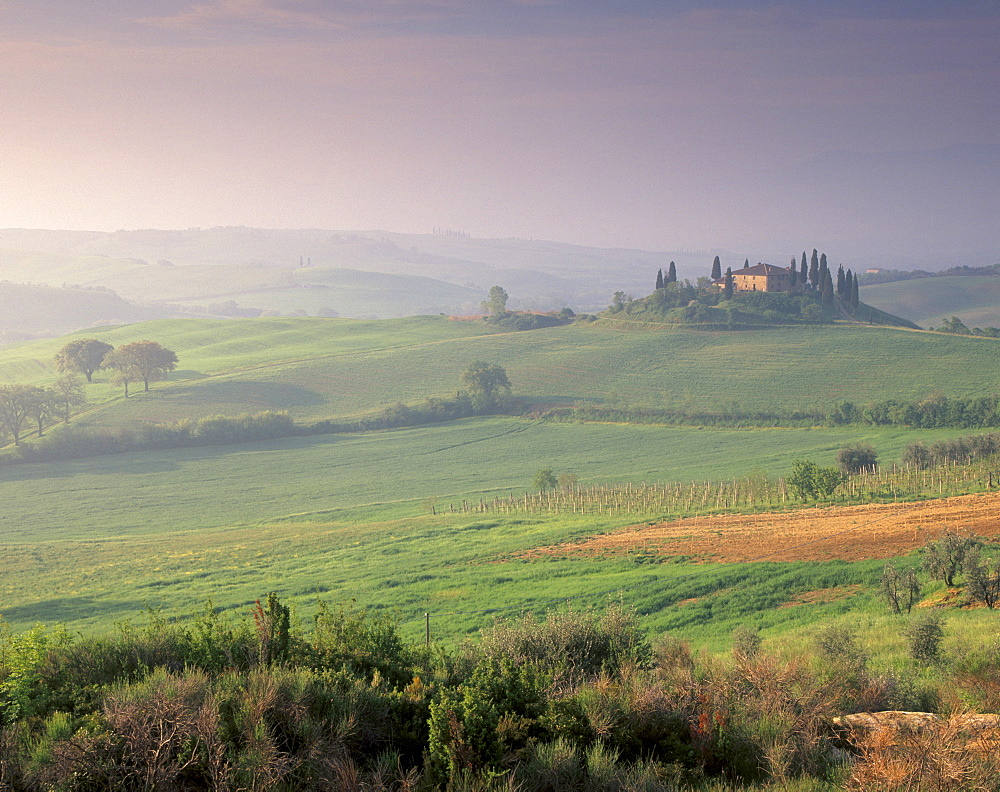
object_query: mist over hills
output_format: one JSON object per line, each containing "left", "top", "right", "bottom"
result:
{"left": 0, "top": 228, "right": 715, "bottom": 338}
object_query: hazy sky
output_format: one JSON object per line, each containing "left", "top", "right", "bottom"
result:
{"left": 2, "top": 1, "right": 997, "bottom": 263}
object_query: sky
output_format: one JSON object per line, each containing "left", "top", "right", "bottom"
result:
{"left": 1, "top": 1, "right": 997, "bottom": 265}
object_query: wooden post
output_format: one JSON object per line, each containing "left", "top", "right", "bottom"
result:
{"left": 425, "top": 612, "right": 430, "bottom": 647}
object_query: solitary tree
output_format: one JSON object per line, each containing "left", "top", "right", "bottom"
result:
{"left": 53, "top": 338, "right": 114, "bottom": 383}
{"left": 533, "top": 468, "right": 557, "bottom": 491}
{"left": 460, "top": 361, "right": 511, "bottom": 408}
{"left": 480, "top": 285, "right": 509, "bottom": 317}
{"left": 711, "top": 256, "right": 722, "bottom": 280}
{"left": 111, "top": 341, "right": 179, "bottom": 393}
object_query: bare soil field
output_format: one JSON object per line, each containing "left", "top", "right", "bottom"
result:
{"left": 524, "top": 492, "right": 1000, "bottom": 563}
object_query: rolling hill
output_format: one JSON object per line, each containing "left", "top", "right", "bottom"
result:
{"left": 861, "top": 275, "right": 1000, "bottom": 329}
{"left": 1, "top": 316, "right": 998, "bottom": 640}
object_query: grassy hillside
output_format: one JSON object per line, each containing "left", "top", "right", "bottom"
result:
{"left": 3, "top": 317, "right": 999, "bottom": 430}
{"left": 1, "top": 316, "right": 997, "bottom": 640}
{"left": 862, "top": 275, "right": 1000, "bottom": 328}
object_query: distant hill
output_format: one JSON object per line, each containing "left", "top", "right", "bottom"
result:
{"left": 0, "top": 227, "right": 719, "bottom": 323}
{"left": 0, "top": 282, "right": 179, "bottom": 342}
{"left": 861, "top": 275, "right": 1000, "bottom": 329}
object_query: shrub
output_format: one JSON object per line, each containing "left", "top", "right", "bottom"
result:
{"left": 477, "top": 604, "right": 652, "bottom": 681}
{"left": 837, "top": 443, "right": 878, "bottom": 474}
{"left": 904, "top": 613, "right": 945, "bottom": 663}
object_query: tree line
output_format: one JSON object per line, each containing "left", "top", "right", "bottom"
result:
{"left": 538, "top": 394, "right": 1000, "bottom": 431}
{"left": 0, "top": 338, "right": 177, "bottom": 448}
{"left": 4, "top": 361, "right": 512, "bottom": 463}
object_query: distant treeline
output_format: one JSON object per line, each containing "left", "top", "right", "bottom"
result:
{"left": 10, "top": 393, "right": 512, "bottom": 464}
{"left": 537, "top": 394, "right": 1000, "bottom": 430}
{"left": 859, "top": 263, "right": 1000, "bottom": 286}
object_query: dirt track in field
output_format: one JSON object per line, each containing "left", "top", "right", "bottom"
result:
{"left": 522, "top": 492, "right": 1000, "bottom": 563}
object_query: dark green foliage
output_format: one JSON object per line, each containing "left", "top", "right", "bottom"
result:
{"left": 667, "top": 261, "right": 677, "bottom": 284}
{"left": 836, "top": 443, "right": 878, "bottom": 474}
{"left": 904, "top": 613, "right": 944, "bottom": 663}
{"left": 252, "top": 592, "right": 291, "bottom": 666}
{"left": 655, "top": 268, "right": 664, "bottom": 290}
{"left": 711, "top": 256, "right": 722, "bottom": 280}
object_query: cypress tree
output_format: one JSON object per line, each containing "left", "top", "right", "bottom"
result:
{"left": 744, "top": 258, "right": 750, "bottom": 269}
{"left": 837, "top": 264, "right": 845, "bottom": 296}
{"left": 821, "top": 267, "right": 835, "bottom": 307}
{"left": 656, "top": 269, "right": 664, "bottom": 290}
{"left": 809, "top": 249, "right": 819, "bottom": 287}
{"left": 667, "top": 261, "right": 677, "bottom": 283}
{"left": 789, "top": 258, "right": 798, "bottom": 288}
{"left": 711, "top": 256, "right": 722, "bottom": 280}
{"left": 724, "top": 267, "right": 734, "bottom": 299}
{"left": 851, "top": 273, "right": 860, "bottom": 310}
{"left": 800, "top": 252, "right": 808, "bottom": 285}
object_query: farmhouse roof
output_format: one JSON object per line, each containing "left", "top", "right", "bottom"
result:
{"left": 737, "top": 263, "right": 792, "bottom": 277}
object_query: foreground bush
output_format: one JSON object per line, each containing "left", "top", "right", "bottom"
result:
{"left": 2, "top": 600, "right": 999, "bottom": 790}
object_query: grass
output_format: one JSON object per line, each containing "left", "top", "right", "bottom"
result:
{"left": 2, "top": 317, "right": 1000, "bottom": 431}
{"left": 2, "top": 316, "right": 998, "bottom": 647}
{"left": 863, "top": 275, "right": 1000, "bottom": 329}
{"left": 0, "top": 418, "right": 974, "bottom": 541}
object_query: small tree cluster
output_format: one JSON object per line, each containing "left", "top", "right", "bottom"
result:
{"left": 836, "top": 443, "right": 878, "bottom": 474}
{"left": 787, "top": 459, "right": 843, "bottom": 500}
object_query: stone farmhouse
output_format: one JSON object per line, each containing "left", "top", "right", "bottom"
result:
{"left": 718, "top": 263, "right": 794, "bottom": 293}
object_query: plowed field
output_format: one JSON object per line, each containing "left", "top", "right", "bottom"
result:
{"left": 524, "top": 492, "right": 1000, "bottom": 563}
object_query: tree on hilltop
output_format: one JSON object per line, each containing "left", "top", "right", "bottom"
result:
{"left": 667, "top": 261, "right": 677, "bottom": 284}
{"left": 54, "top": 338, "right": 113, "bottom": 383}
{"left": 711, "top": 256, "right": 722, "bottom": 280}
{"left": 655, "top": 269, "right": 664, "bottom": 290}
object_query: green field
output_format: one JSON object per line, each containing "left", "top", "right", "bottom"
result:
{"left": 3, "top": 317, "right": 999, "bottom": 429}
{"left": 1, "top": 316, "right": 997, "bottom": 643}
